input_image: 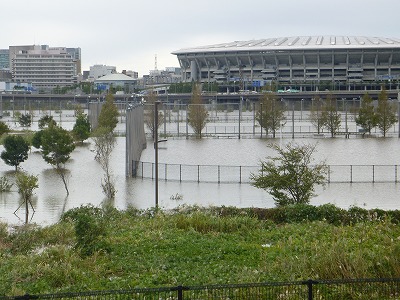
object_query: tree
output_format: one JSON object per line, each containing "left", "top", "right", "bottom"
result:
{"left": 256, "top": 93, "right": 286, "bottom": 138}
{"left": 31, "top": 130, "right": 44, "bottom": 149}
{"left": 72, "top": 112, "right": 91, "bottom": 143}
{"left": 250, "top": 143, "right": 328, "bottom": 206}
{"left": 15, "top": 172, "right": 38, "bottom": 224}
{"left": 40, "top": 125, "right": 75, "bottom": 195}
{"left": 18, "top": 113, "right": 32, "bottom": 127}
{"left": 1, "top": 135, "right": 30, "bottom": 171}
{"left": 321, "top": 94, "right": 341, "bottom": 137}
{"left": 375, "top": 88, "right": 398, "bottom": 137}
{"left": 355, "top": 93, "right": 377, "bottom": 134}
{"left": 38, "top": 115, "right": 56, "bottom": 129}
{"left": 310, "top": 95, "right": 324, "bottom": 134}
{"left": 144, "top": 91, "right": 164, "bottom": 139}
{"left": 0, "top": 121, "right": 10, "bottom": 136}
{"left": 187, "top": 83, "right": 209, "bottom": 138}
{"left": 92, "top": 127, "right": 116, "bottom": 200}
{"left": 97, "top": 93, "right": 119, "bottom": 132}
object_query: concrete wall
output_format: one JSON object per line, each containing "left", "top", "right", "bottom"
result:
{"left": 126, "top": 103, "right": 146, "bottom": 177}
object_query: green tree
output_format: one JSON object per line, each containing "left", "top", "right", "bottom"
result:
{"left": 72, "top": 112, "right": 91, "bottom": 143}
{"left": 92, "top": 127, "right": 116, "bottom": 200}
{"left": 97, "top": 93, "right": 119, "bottom": 132}
{"left": 256, "top": 93, "right": 286, "bottom": 138}
{"left": 144, "top": 91, "right": 164, "bottom": 139}
{"left": 18, "top": 113, "right": 32, "bottom": 127}
{"left": 0, "top": 121, "right": 10, "bottom": 136}
{"left": 321, "top": 94, "right": 341, "bottom": 137}
{"left": 15, "top": 172, "right": 39, "bottom": 224}
{"left": 355, "top": 93, "right": 377, "bottom": 134}
{"left": 31, "top": 131, "right": 44, "bottom": 149}
{"left": 0, "top": 135, "right": 30, "bottom": 171}
{"left": 310, "top": 95, "right": 324, "bottom": 134}
{"left": 38, "top": 115, "right": 56, "bottom": 129}
{"left": 188, "top": 84, "right": 209, "bottom": 138}
{"left": 376, "top": 88, "right": 398, "bottom": 137}
{"left": 250, "top": 143, "right": 328, "bottom": 206}
{"left": 40, "top": 125, "right": 75, "bottom": 195}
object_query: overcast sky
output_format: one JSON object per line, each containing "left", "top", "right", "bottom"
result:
{"left": 2, "top": 0, "right": 400, "bottom": 76}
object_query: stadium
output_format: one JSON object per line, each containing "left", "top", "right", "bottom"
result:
{"left": 172, "top": 36, "right": 400, "bottom": 91}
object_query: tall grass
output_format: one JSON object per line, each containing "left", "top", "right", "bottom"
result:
{"left": 2, "top": 205, "right": 400, "bottom": 296}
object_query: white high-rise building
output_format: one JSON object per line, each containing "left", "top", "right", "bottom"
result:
{"left": 9, "top": 45, "right": 81, "bottom": 90}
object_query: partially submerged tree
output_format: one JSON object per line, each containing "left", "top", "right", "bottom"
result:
{"left": 256, "top": 93, "right": 286, "bottom": 138}
{"left": 356, "top": 93, "right": 377, "bottom": 134}
{"left": 310, "top": 95, "right": 324, "bottom": 134}
{"left": 250, "top": 143, "right": 328, "bottom": 206}
{"left": 40, "top": 125, "right": 75, "bottom": 195}
{"left": 321, "top": 94, "right": 341, "bottom": 137}
{"left": 92, "top": 127, "right": 116, "bottom": 200}
{"left": 97, "top": 93, "right": 119, "bottom": 133}
{"left": 18, "top": 113, "right": 32, "bottom": 127}
{"left": 1, "top": 135, "right": 30, "bottom": 171}
{"left": 188, "top": 83, "right": 208, "bottom": 138}
{"left": 144, "top": 91, "right": 164, "bottom": 139}
{"left": 376, "top": 88, "right": 398, "bottom": 137}
{"left": 38, "top": 115, "right": 56, "bottom": 129}
{"left": 0, "top": 121, "right": 10, "bottom": 136}
{"left": 15, "top": 171, "right": 39, "bottom": 224}
{"left": 72, "top": 111, "right": 91, "bottom": 143}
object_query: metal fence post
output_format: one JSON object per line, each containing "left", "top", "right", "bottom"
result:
{"left": 303, "top": 279, "right": 318, "bottom": 300}
{"left": 177, "top": 285, "right": 183, "bottom": 300}
{"left": 373, "top": 165, "right": 375, "bottom": 183}
{"left": 350, "top": 165, "right": 353, "bottom": 183}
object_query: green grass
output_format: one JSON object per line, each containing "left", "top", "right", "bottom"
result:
{"left": 1, "top": 205, "right": 400, "bottom": 296}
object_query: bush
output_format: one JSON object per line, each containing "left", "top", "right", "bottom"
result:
{"left": 0, "top": 176, "right": 13, "bottom": 192}
{"left": 62, "top": 205, "right": 110, "bottom": 256}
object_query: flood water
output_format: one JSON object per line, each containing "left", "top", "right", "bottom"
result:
{"left": 0, "top": 110, "right": 400, "bottom": 226}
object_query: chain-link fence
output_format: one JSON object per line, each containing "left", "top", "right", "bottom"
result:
{"left": 135, "top": 161, "right": 400, "bottom": 184}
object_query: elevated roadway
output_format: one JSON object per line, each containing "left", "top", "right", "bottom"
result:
{"left": 1, "top": 90, "right": 399, "bottom": 108}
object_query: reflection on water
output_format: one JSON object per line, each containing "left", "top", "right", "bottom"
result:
{"left": 1, "top": 137, "right": 400, "bottom": 226}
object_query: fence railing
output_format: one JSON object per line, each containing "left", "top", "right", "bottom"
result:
{"left": 135, "top": 161, "right": 400, "bottom": 184}
{"left": 2, "top": 278, "right": 400, "bottom": 299}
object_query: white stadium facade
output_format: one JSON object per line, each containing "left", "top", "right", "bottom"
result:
{"left": 172, "top": 36, "right": 400, "bottom": 91}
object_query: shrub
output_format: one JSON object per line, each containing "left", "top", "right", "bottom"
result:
{"left": 62, "top": 205, "right": 110, "bottom": 256}
{"left": 316, "top": 203, "right": 347, "bottom": 225}
{"left": 0, "top": 176, "right": 13, "bottom": 192}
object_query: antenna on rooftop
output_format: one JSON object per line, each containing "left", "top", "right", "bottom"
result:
{"left": 155, "top": 54, "right": 158, "bottom": 71}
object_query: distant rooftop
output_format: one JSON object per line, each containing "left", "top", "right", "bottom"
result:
{"left": 95, "top": 73, "right": 136, "bottom": 82}
{"left": 172, "top": 36, "right": 400, "bottom": 54}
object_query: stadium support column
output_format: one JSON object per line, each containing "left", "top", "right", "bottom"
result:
{"left": 191, "top": 61, "right": 198, "bottom": 81}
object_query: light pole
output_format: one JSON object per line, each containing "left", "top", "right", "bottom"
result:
{"left": 301, "top": 99, "right": 304, "bottom": 120}
{"left": 154, "top": 101, "right": 160, "bottom": 209}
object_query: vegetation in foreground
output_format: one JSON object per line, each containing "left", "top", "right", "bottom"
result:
{"left": 1, "top": 204, "right": 400, "bottom": 296}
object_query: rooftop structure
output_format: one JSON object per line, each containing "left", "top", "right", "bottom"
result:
{"left": 172, "top": 36, "right": 400, "bottom": 91}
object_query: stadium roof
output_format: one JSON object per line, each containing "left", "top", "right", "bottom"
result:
{"left": 172, "top": 36, "right": 400, "bottom": 54}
